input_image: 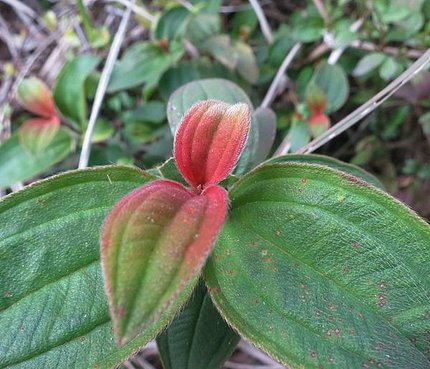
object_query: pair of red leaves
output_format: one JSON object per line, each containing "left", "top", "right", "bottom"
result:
{"left": 17, "top": 78, "right": 60, "bottom": 153}
{"left": 101, "top": 100, "right": 251, "bottom": 344}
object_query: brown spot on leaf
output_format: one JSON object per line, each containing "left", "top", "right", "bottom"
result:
{"left": 379, "top": 281, "right": 386, "bottom": 289}
{"left": 263, "top": 257, "right": 273, "bottom": 263}
{"left": 352, "top": 241, "right": 360, "bottom": 249}
{"left": 119, "top": 307, "right": 126, "bottom": 317}
{"left": 207, "top": 287, "right": 219, "bottom": 294}
{"left": 255, "top": 299, "right": 260, "bottom": 304}
{"left": 341, "top": 173, "right": 370, "bottom": 187}
{"left": 334, "top": 328, "right": 341, "bottom": 337}
{"left": 3, "top": 291, "right": 12, "bottom": 297}
{"left": 229, "top": 269, "right": 235, "bottom": 276}
{"left": 378, "top": 294, "right": 385, "bottom": 308}
{"left": 275, "top": 230, "right": 281, "bottom": 236}
{"left": 343, "top": 266, "right": 350, "bottom": 274}
{"left": 301, "top": 177, "right": 308, "bottom": 184}
{"left": 310, "top": 351, "right": 317, "bottom": 358}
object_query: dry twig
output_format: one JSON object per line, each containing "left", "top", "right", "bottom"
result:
{"left": 248, "top": 0, "right": 273, "bottom": 44}
{"left": 78, "top": 0, "right": 134, "bottom": 168}
{"left": 260, "top": 43, "right": 302, "bottom": 109}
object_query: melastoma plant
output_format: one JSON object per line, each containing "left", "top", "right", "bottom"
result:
{"left": 17, "top": 77, "right": 61, "bottom": 153}
{"left": 101, "top": 100, "right": 250, "bottom": 344}
{"left": 0, "top": 92, "right": 429, "bottom": 369}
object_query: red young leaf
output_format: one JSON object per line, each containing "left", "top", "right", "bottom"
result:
{"left": 174, "top": 100, "right": 251, "bottom": 189}
{"left": 17, "top": 77, "right": 57, "bottom": 118}
{"left": 18, "top": 116, "right": 60, "bottom": 154}
{"left": 306, "top": 84, "right": 327, "bottom": 116}
{"left": 101, "top": 180, "right": 227, "bottom": 345}
{"left": 308, "top": 113, "right": 330, "bottom": 138}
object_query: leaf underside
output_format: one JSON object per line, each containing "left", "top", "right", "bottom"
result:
{"left": 205, "top": 162, "right": 430, "bottom": 369}
{"left": 157, "top": 281, "right": 240, "bottom": 369}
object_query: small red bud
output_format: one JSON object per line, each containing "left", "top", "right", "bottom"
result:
{"left": 174, "top": 100, "right": 251, "bottom": 189}
{"left": 17, "top": 78, "right": 57, "bottom": 118}
{"left": 308, "top": 113, "right": 330, "bottom": 138}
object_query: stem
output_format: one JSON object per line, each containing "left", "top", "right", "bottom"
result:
{"left": 78, "top": 0, "right": 134, "bottom": 168}
{"left": 249, "top": 0, "right": 273, "bottom": 44}
{"left": 77, "top": 0, "right": 94, "bottom": 41}
{"left": 260, "top": 43, "right": 302, "bottom": 109}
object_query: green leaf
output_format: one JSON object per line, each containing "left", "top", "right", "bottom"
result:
{"left": 289, "top": 119, "right": 310, "bottom": 153}
{"left": 186, "top": 13, "right": 220, "bottom": 47}
{"left": 155, "top": 6, "right": 191, "bottom": 41}
{"left": 190, "top": 0, "right": 222, "bottom": 14}
{"left": 0, "top": 167, "right": 187, "bottom": 369}
{"left": 158, "top": 61, "right": 228, "bottom": 101}
{"left": 291, "top": 16, "right": 324, "bottom": 42}
{"left": 166, "top": 78, "right": 252, "bottom": 134}
{"left": 311, "top": 63, "right": 349, "bottom": 113}
{"left": 379, "top": 57, "right": 401, "bottom": 81}
{"left": 122, "top": 101, "right": 166, "bottom": 124}
{"left": 231, "top": 9, "right": 258, "bottom": 39}
{"left": 252, "top": 107, "right": 277, "bottom": 164}
{"left": 91, "top": 118, "right": 114, "bottom": 143}
{"left": 353, "top": 53, "right": 387, "bottom": 77}
{"left": 153, "top": 157, "right": 188, "bottom": 186}
{"left": 234, "top": 41, "right": 259, "bottom": 84}
{"left": 203, "top": 35, "right": 238, "bottom": 70}
{"left": 157, "top": 282, "right": 239, "bottom": 369}
{"left": 53, "top": 55, "right": 100, "bottom": 129}
{"left": 107, "top": 42, "right": 184, "bottom": 93}
{"left": 205, "top": 162, "right": 430, "bottom": 369}
{"left": 0, "top": 128, "right": 74, "bottom": 190}
{"left": 267, "top": 154, "right": 384, "bottom": 189}
{"left": 333, "top": 29, "right": 357, "bottom": 48}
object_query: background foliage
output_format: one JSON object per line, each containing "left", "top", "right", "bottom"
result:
{"left": 0, "top": 0, "right": 430, "bottom": 368}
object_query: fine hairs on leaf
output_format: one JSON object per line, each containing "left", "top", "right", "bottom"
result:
{"left": 100, "top": 100, "right": 251, "bottom": 345}
{"left": 2, "top": 4, "right": 430, "bottom": 368}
